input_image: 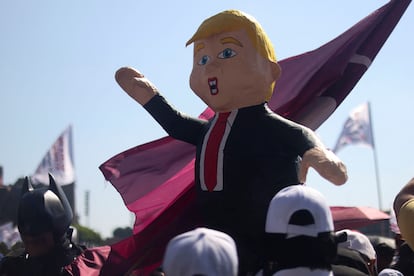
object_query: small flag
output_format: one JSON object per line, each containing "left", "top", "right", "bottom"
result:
{"left": 333, "top": 102, "right": 374, "bottom": 153}
{"left": 31, "top": 125, "right": 75, "bottom": 186}
{"left": 0, "top": 222, "right": 21, "bottom": 248}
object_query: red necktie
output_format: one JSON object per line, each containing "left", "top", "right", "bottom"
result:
{"left": 204, "top": 112, "right": 230, "bottom": 192}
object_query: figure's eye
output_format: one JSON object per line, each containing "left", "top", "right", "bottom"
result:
{"left": 198, "top": 55, "right": 210, "bottom": 65}
{"left": 218, "top": 48, "right": 237, "bottom": 59}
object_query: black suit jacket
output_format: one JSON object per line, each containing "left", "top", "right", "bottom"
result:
{"left": 144, "top": 94, "right": 318, "bottom": 270}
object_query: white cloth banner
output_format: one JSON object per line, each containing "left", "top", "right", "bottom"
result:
{"left": 0, "top": 222, "right": 21, "bottom": 248}
{"left": 31, "top": 125, "right": 75, "bottom": 185}
{"left": 333, "top": 102, "right": 374, "bottom": 153}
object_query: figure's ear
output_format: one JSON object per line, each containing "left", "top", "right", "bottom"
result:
{"left": 271, "top": 61, "right": 281, "bottom": 82}
{"left": 22, "top": 176, "right": 34, "bottom": 196}
{"left": 48, "top": 172, "right": 74, "bottom": 219}
{"left": 48, "top": 173, "right": 59, "bottom": 195}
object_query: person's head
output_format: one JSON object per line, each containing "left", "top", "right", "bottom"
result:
{"left": 371, "top": 240, "right": 395, "bottom": 272}
{"left": 334, "top": 246, "right": 372, "bottom": 275}
{"left": 376, "top": 244, "right": 395, "bottom": 272}
{"left": 391, "top": 242, "right": 414, "bottom": 276}
{"left": 337, "top": 230, "right": 377, "bottom": 276}
{"left": 17, "top": 173, "right": 73, "bottom": 257}
{"left": 162, "top": 227, "right": 238, "bottom": 276}
{"left": 264, "top": 184, "right": 341, "bottom": 273}
{"left": 186, "top": 10, "right": 281, "bottom": 112}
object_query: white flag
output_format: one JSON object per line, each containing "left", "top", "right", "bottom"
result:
{"left": 31, "top": 125, "right": 75, "bottom": 185}
{"left": 333, "top": 102, "right": 374, "bottom": 153}
{"left": 0, "top": 222, "right": 21, "bottom": 248}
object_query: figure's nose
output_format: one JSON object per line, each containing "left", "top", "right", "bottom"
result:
{"left": 205, "top": 58, "right": 221, "bottom": 73}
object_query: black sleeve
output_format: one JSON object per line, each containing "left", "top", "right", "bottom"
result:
{"left": 143, "top": 94, "right": 208, "bottom": 145}
{"left": 276, "top": 115, "right": 319, "bottom": 157}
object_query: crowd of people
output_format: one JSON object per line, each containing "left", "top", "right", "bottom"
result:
{"left": 0, "top": 175, "right": 413, "bottom": 275}
{"left": 146, "top": 182, "right": 414, "bottom": 276}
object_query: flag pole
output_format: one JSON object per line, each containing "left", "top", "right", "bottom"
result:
{"left": 368, "top": 102, "right": 383, "bottom": 211}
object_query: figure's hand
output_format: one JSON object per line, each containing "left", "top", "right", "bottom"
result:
{"left": 298, "top": 147, "right": 348, "bottom": 186}
{"left": 115, "top": 67, "right": 158, "bottom": 105}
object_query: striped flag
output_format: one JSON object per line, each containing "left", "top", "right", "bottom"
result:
{"left": 333, "top": 102, "right": 374, "bottom": 153}
{"left": 31, "top": 125, "right": 75, "bottom": 186}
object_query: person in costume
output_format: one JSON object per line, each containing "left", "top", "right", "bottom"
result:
{"left": 115, "top": 10, "right": 347, "bottom": 274}
{"left": 0, "top": 174, "right": 84, "bottom": 276}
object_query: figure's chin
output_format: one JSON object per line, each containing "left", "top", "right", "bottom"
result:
{"left": 205, "top": 99, "right": 231, "bottom": 113}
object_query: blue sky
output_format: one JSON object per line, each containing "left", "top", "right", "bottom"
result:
{"left": 1, "top": 1, "right": 413, "bottom": 238}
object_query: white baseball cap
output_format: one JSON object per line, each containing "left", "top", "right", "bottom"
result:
{"left": 162, "top": 227, "right": 238, "bottom": 276}
{"left": 337, "top": 229, "right": 376, "bottom": 260}
{"left": 265, "top": 184, "right": 334, "bottom": 237}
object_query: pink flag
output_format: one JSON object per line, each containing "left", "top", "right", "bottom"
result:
{"left": 98, "top": 0, "right": 411, "bottom": 274}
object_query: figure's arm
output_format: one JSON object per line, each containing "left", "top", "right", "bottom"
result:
{"left": 115, "top": 67, "right": 158, "bottom": 105}
{"left": 298, "top": 146, "right": 347, "bottom": 186}
{"left": 277, "top": 116, "right": 348, "bottom": 186}
{"left": 115, "top": 66, "right": 206, "bottom": 145}
{"left": 144, "top": 94, "right": 207, "bottom": 144}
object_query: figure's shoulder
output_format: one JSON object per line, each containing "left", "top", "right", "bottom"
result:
{"left": 263, "top": 109, "right": 310, "bottom": 133}
{"left": 261, "top": 104, "right": 300, "bottom": 125}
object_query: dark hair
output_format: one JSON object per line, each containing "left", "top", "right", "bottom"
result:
{"left": 392, "top": 242, "right": 414, "bottom": 275}
{"left": 263, "top": 231, "right": 338, "bottom": 274}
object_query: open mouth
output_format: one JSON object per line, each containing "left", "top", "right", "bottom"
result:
{"left": 208, "top": 77, "right": 218, "bottom": 95}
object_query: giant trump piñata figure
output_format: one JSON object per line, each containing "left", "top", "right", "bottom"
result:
{"left": 115, "top": 9, "right": 348, "bottom": 274}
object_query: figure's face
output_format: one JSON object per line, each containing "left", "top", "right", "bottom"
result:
{"left": 21, "top": 231, "right": 55, "bottom": 257}
{"left": 190, "top": 29, "right": 276, "bottom": 112}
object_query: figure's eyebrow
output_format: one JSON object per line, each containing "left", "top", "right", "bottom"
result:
{"left": 195, "top": 42, "right": 205, "bottom": 53}
{"left": 220, "top": 37, "right": 243, "bottom": 47}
